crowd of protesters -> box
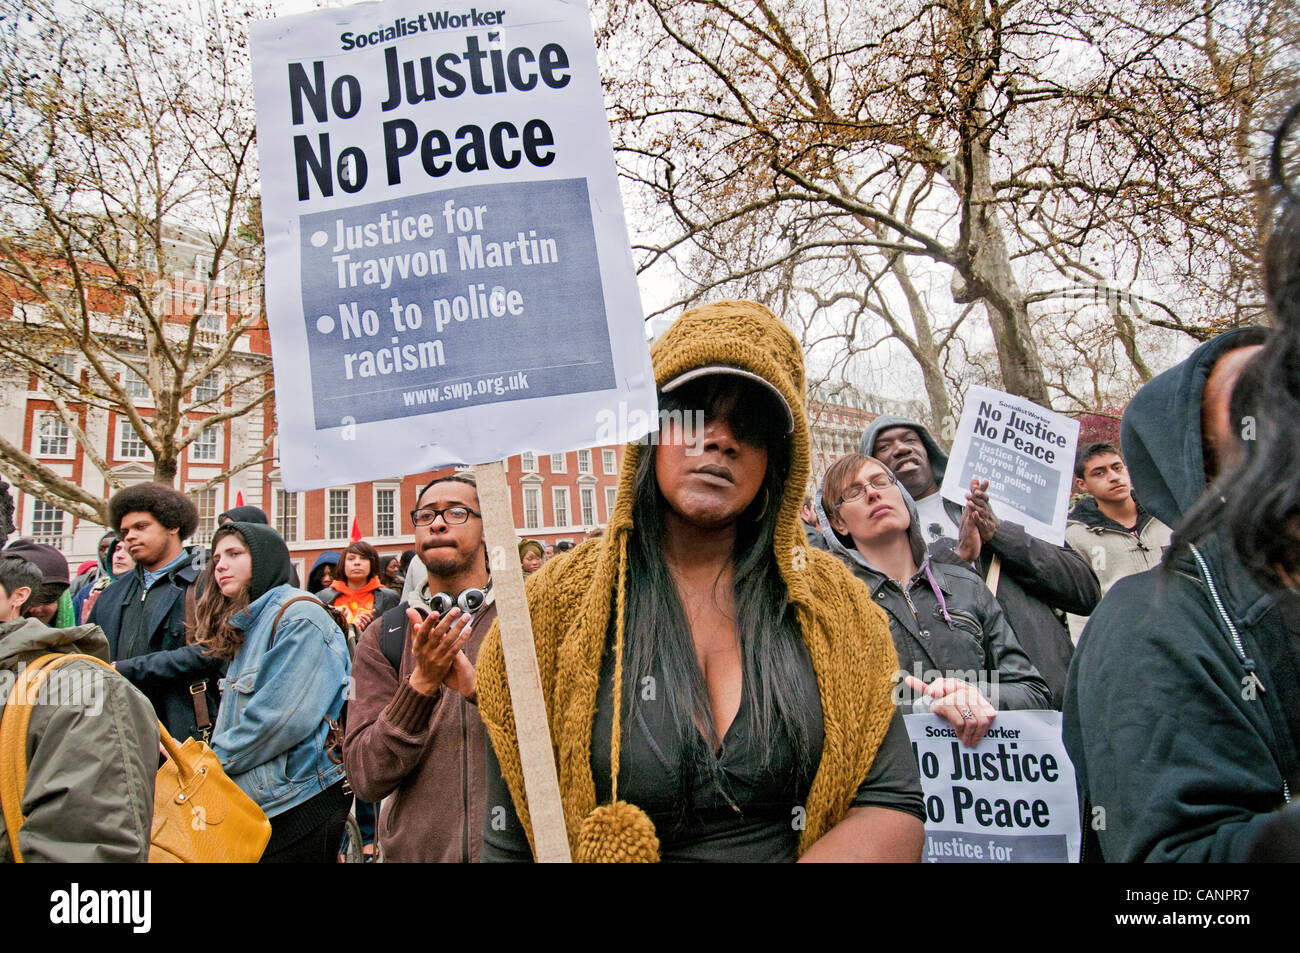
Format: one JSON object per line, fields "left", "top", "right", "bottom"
{"left": 0, "top": 112, "right": 1297, "bottom": 864}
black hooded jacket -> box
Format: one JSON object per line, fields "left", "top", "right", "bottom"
{"left": 223, "top": 521, "right": 294, "bottom": 599}
{"left": 1063, "top": 327, "right": 1300, "bottom": 861}
{"left": 89, "top": 542, "right": 223, "bottom": 741}
{"left": 859, "top": 415, "right": 1100, "bottom": 708}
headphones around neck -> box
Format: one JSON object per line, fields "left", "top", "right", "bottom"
{"left": 428, "top": 580, "right": 491, "bottom": 616}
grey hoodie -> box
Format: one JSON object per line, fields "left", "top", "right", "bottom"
{"left": 859, "top": 415, "right": 953, "bottom": 483}
{"left": 0, "top": 617, "right": 157, "bottom": 862}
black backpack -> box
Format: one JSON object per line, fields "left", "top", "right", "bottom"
{"left": 377, "top": 602, "right": 410, "bottom": 674}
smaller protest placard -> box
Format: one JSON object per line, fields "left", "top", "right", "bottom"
{"left": 939, "top": 385, "right": 1079, "bottom": 546}
{"left": 905, "top": 711, "right": 1080, "bottom": 863}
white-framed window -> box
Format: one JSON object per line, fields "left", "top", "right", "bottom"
{"left": 523, "top": 486, "right": 540, "bottom": 530}
{"left": 194, "top": 372, "right": 220, "bottom": 403}
{"left": 605, "top": 486, "right": 617, "bottom": 520}
{"left": 35, "top": 413, "right": 70, "bottom": 457}
{"left": 117, "top": 419, "right": 149, "bottom": 459}
{"left": 552, "top": 487, "right": 570, "bottom": 528}
{"left": 520, "top": 451, "right": 537, "bottom": 473}
{"left": 580, "top": 487, "right": 596, "bottom": 527}
{"left": 375, "top": 486, "right": 397, "bottom": 538}
{"left": 13, "top": 302, "right": 45, "bottom": 326}
{"left": 197, "top": 313, "right": 221, "bottom": 334}
{"left": 602, "top": 449, "right": 617, "bottom": 474}
{"left": 550, "top": 452, "right": 566, "bottom": 474}
{"left": 122, "top": 366, "right": 149, "bottom": 401}
{"left": 577, "top": 449, "right": 592, "bottom": 475}
{"left": 50, "top": 353, "right": 75, "bottom": 381}
{"left": 328, "top": 488, "right": 351, "bottom": 540}
{"left": 30, "top": 499, "right": 65, "bottom": 548}
{"left": 275, "top": 489, "right": 300, "bottom": 543}
{"left": 190, "top": 423, "right": 221, "bottom": 463}
{"left": 191, "top": 487, "right": 218, "bottom": 542}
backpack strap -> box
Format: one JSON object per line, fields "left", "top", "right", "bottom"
{"left": 267, "top": 595, "right": 345, "bottom": 649}
{"left": 181, "top": 583, "right": 214, "bottom": 741}
{"left": 1, "top": 652, "right": 122, "bottom": 863}
{"left": 261, "top": 595, "right": 350, "bottom": 765}
{"left": 379, "top": 602, "right": 410, "bottom": 674}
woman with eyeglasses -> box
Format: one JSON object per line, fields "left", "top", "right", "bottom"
{"left": 819, "top": 454, "right": 1050, "bottom": 746}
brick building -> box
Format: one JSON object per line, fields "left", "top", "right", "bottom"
{"left": 268, "top": 443, "right": 625, "bottom": 585}
{"left": 3, "top": 231, "right": 899, "bottom": 577}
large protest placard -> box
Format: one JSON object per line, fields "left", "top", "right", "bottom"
{"left": 250, "top": 0, "right": 657, "bottom": 489}
{"left": 905, "top": 712, "right": 1080, "bottom": 863}
{"left": 939, "top": 385, "right": 1079, "bottom": 546}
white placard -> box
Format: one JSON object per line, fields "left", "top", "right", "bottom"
{"left": 905, "top": 711, "right": 1080, "bottom": 863}
{"left": 940, "top": 385, "right": 1079, "bottom": 546}
{"left": 250, "top": 0, "right": 657, "bottom": 490}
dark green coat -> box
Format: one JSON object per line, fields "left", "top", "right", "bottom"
{"left": 0, "top": 618, "right": 158, "bottom": 862}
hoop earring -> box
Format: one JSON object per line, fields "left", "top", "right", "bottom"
{"left": 751, "top": 488, "right": 770, "bottom": 522}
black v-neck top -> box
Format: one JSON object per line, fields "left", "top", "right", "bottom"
{"left": 482, "top": 625, "right": 923, "bottom": 862}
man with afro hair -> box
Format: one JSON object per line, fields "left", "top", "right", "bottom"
{"left": 89, "top": 482, "right": 223, "bottom": 741}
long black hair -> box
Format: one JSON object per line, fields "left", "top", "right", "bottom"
{"left": 1173, "top": 102, "right": 1300, "bottom": 586}
{"left": 621, "top": 375, "right": 812, "bottom": 820}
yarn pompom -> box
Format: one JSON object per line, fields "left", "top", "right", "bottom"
{"left": 575, "top": 800, "right": 660, "bottom": 863}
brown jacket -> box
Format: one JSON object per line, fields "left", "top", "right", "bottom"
{"left": 343, "top": 601, "right": 497, "bottom": 863}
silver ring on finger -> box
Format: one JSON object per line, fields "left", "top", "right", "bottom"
{"left": 961, "top": 708, "right": 974, "bottom": 720}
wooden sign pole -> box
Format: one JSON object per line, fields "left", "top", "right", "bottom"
{"left": 985, "top": 554, "right": 1002, "bottom": 597}
{"left": 473, "top": 460, "right": 572, "bottom": 863}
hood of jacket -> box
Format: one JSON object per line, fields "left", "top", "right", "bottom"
{"left": 330, "top": 576, "right": 382, "bottom": 600}
{"left": 858, "top": 415, "right": 950, "bottom": 485}
{"left": 219, "top": 521, "right": 293, "bottom": 603}
{"left": 309, "top": 551, "right": 340, "bottom": 572}
{"left": 94, "top": 530, "right": 120, "bottom": 578}
{"left": 218, "top": 505, "right": 268, "bottom": 525}
{"left": 1120, "top": 326, "right": 1269, "bottom": 530}
{"left": 1067, "top": 495, "right": 1153, "bottom": 534}
{"left": 476, "top": 299, "right": 900, "bottom": 860}
{"left": 0, "top": 616, "right": 109, "bottom": 668}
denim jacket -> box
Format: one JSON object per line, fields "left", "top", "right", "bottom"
{"left": 210, "top": 585, "right": 350, "bottom": 818}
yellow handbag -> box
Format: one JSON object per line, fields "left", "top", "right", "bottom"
{"left": 0, "top": 652, "right": 272, "bottom": 863}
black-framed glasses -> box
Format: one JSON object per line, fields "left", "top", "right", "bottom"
{"left": 410, "top": 505, "right": 482, "bottom": 527}
{"left": 839, "top": 473, "right": 897, "bottom": 505}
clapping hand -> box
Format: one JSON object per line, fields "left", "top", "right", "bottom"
{"left": 406, "top": 606, "right": 476, "bottom": 699}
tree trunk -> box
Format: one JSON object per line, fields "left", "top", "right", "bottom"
{"left": 952, "top": 128, "right": 1051, "bottom": 406}
{"left": 891, "top": 257, "right": 954, "bottom": 439}
{"left": 1112, "top": 309, "right": 1153, "bottom": 383}
{"left": 153, "top": 454, "right": 178, "bottom": 485}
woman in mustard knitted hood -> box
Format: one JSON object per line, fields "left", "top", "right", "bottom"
{"left": 477, "top": 301, "right": 924, "bottom": 862}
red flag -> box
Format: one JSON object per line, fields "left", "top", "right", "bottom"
{"left": 236, "top": 490, "right": 245, "bottom": 507}
{"left": 350, "top": 517, "right": 362, "bottom": 542}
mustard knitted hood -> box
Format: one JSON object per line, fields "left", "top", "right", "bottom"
{"left": 476, "top": 300, "right": 900, "bottom": 860}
